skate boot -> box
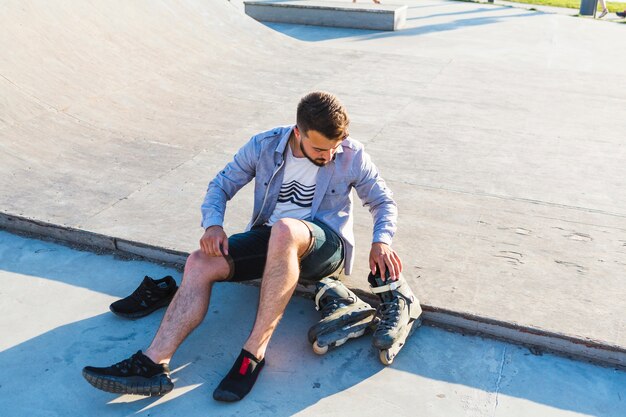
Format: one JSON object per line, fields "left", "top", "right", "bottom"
{"left": 307, "top": 277, "right": 377, "bottom": 355}
{"left": 369, "top": 271, "right": 422, "bottom": 365}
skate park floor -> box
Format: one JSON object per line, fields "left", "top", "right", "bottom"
{"left": 1, "top": 0, "right": 626, "bottom": 400}
{"left": 1, "top": 230, "right": 624, "bottom": 417}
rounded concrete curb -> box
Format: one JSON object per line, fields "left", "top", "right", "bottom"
{"left": 1, "top": 211, "right": 624, "bottom": 370}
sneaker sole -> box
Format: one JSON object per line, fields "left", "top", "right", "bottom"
{"left": 109, "top": 293, "right": 175, "bottom": 319}
{"left": 82, "top": 369, "right": 174, "bottom": 396}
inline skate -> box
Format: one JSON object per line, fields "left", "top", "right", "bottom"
{"left": 369, "top": 271, "right": 422, "bottom": 365}
{"left": 308, "top": 276, "right": 377, "bottom": 355}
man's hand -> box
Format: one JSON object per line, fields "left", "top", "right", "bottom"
{"left": 369, "top": 242, "right": 403, "bottom": 281}
{"left": 200, "top": 226, "right": 229, "bottom": 257}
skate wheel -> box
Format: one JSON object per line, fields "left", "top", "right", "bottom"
{"left": 379, "top": 350, "right": 393, "bottom": 365}
{"left": 313, "top": 340, "right": 329, "bottom": 355}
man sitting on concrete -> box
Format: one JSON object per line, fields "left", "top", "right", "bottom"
{"left": 82, "top": 91, "right": 403, "bottom": 402}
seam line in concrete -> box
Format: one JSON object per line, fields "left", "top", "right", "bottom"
{"left": 492, "top": 346, "right": 506, "bottom": 417}
{"left": 1, "top": 211, "right": 624, "bottom": 370}
{"left": 86, "top": 153, "right": 198, "bottom": 221}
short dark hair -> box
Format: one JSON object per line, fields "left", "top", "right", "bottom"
{"left": 296, "top": 91, "right": 350, "bottom": 140}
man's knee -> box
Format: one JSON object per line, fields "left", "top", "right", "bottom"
{"left": 184, "top": 250, "right": 230, "bottom": 284}
{"left": 270, "top": 218, "right": 311, "bottom": 256}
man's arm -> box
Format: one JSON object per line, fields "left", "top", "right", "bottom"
{"left": 199, "top": 136, "right": 259, "bottom": 256}
{"left": 352, "top": 150, "right": 401, "bottom": 280}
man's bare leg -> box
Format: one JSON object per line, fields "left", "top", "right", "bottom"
{"left": 145, "top": 250, "right": 230, "bottom": 364}
{"left": 83, "top": 249, "right": 230, "bottom": 396}
{"left": 243, "top": 218, "right": 311, "bottom": 360}
{"left": 213, "top": 218, "right": 311, "bottom": 402}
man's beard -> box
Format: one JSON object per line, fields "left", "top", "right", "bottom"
{"left": 300, "top": 140, "right": 329, "bottom": 167}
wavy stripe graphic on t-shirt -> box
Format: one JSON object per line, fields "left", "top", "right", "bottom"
{"left": 277, "top": 180, "right": 315, "bottom": 207}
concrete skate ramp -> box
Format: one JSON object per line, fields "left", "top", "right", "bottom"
{"left": 1, "top": 0, "right": 626, "bottom": 366}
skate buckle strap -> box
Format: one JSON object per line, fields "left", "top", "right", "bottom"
{"left": 370, "top": 280, "right": 402, "bottom": 294}
{"left": 315, "top": 279, "right": 341, "bottom": 311}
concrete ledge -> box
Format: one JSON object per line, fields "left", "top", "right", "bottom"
{"left": 423, "top": 308, "right": 626, "bottom": 370}
{"left": 244, "top": 1, "right": 407, "bottom": 31}
{"left": 1, "top": 211, "right": 624, "bottom": 370}
{"left": 0, "top": 212, "right": 188, "bottom": 268}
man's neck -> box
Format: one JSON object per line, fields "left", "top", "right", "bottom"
{"left": 289, "top": 130, "right": 304, "bottom": 158}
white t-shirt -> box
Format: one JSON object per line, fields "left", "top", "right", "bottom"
{"left": 266, "top": 143, "right": 319, "bottom": 226}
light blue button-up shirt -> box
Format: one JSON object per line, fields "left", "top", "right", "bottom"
{"left": 201, "top": 125, "right": 397, "bottom": 275}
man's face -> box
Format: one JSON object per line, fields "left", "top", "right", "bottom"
{"left": 296, "top": 128, "right": 343, "bottom": 167}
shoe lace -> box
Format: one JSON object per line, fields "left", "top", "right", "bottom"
{"left": 319, "top": 297, "right": 354, "bottom": 319}
{"left": 113, "top": 352, "right": 149, "bottom": 374}
{"left": 376, "top": 298, "right": 401, "bottom": 331}
{"left": 112, "top": 357, "right": 134, "bottom": 373}
{"left": 129, "top": 279, "right": 153, "bottom": 302}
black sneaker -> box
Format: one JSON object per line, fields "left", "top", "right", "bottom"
{"left": 110, "top": 275, "right": 178, "bottom": 318}
{"left": 82, "top": 351, "right": 174, "bottom": 396}
{"left": 213, "top": 349, "right": 265, "bottom": 402}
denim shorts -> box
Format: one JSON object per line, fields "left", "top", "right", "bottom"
{"left": 224, "top": 219, "right": 344, "bottom": 283}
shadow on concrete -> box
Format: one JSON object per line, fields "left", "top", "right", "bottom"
{"left": 360, "top": 11, "right": 534, "bottom": 40}
{"left": 0, "top": 231, "right": 623, "bottom": 416}
{"left": 0, "top": 288, "right": 383, "bottom": 416}
{"left": 263, "top": 9, "right": 534, "bottom": 42}
{"left": 406, "top": 6, "right": 512, "bottom": 21}
{"left": 0, "top": 231, "right": 381, "bottom": 416}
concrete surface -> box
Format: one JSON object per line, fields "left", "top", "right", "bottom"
{"left": 1, "top": 230, "right": 625, "bottom": 417}
{"left": 1, "top": 0, "right": 625, "bottom": 369}
{"left": 488, "top": 0, "right": 626, "bottom": 23}
{"left": 244, "top": 1, "right": 408, "bottom": 31}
